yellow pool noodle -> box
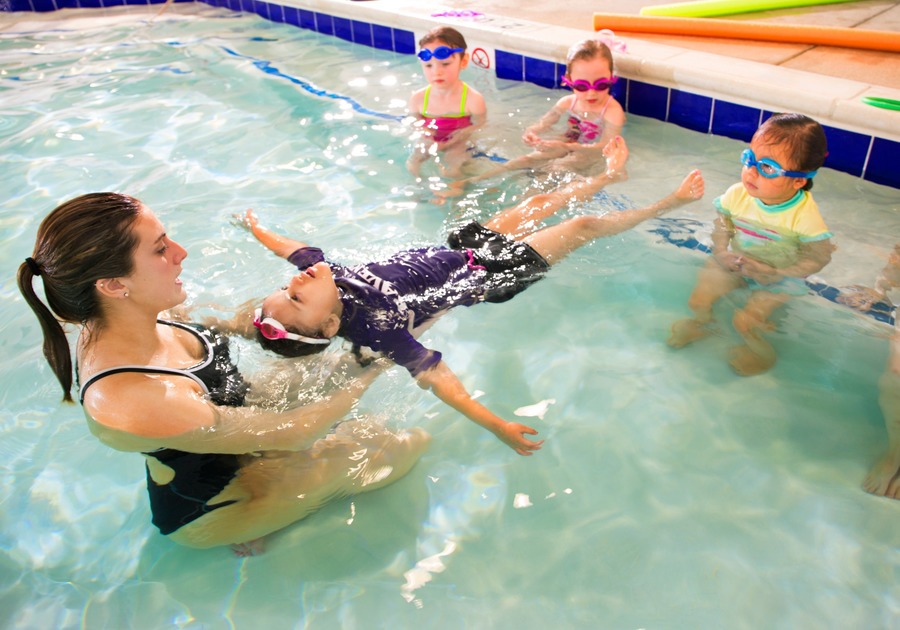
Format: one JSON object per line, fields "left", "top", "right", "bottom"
{"left": 640, "top": 0, "right": 864, "bottom": 19}
{"left": 593, "top": 13, "right": 900, "bottom": 53}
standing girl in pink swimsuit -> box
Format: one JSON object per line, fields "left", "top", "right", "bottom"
{"left": 407, "top": 26, "right": 487, "bottom": 179}
{"left": 442, "top": 39, "right": 626, "bottom": 196}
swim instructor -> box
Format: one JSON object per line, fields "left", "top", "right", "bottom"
{"left": 17, "top": 193, "right": 429, "bottom": 554}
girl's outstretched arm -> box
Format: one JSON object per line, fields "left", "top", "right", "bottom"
{"left": 237, "top": 209, "right": 309, "bottom": 259}
{"left": 416, "top": 361, "right": 543, "bottom": 456}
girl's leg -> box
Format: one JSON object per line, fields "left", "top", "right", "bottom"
{"left": 728, "top": 290, "right": 792, "bottom": 375}
{"left": 864, "top": 322, "right": 900, "bottom": 498}
{"left": 668, "top": 258, "right": 744, "bottom": 348}
{"left": 438, "top": 147, "right": 570, "bottom": 198}
{"left": 438, "top": 143, "right": 471, "bottom": 180}
{"left": 518, "top": 168, "right": 704, "bottom": 263}
{"left": 482, "top": 136, "right": 635, "bottom": 239}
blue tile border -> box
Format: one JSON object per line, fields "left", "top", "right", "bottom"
{"left": 2, "top": 0, "right": 897, "bottom": 190}
{"left": 669, "top": 89, "right": 713, "bottom": 134}
{"left": 867, "top": 137, "right": 900, "bottom": 188}
{"left": 627, "top": 81, "right": 669, "bottom": 122}
{"left": 711, "top": 101, "right": 761, "bottom": 142}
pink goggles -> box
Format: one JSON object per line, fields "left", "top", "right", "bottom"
{"left": 253, "top": 308, "right": 330, "bottom": 345}
{"left": 561, "top": 75, "right": 618, "bottom": 92}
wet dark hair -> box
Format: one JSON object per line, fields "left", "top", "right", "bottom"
{"left": 17, "top": 193, "right": 144, "bottom": 402}
{"left": 754, "top": 113, "right": 828, "bottom": 191}
{"left": 419, "top": 26, "right": 467, "bottom": 51}
{"left": 255, "top": 329, "right": 331, "bottom": 359}
{"left": 565, "top": 39, "right": 615, "bottom": 76}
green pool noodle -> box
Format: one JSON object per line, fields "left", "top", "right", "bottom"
{"left": 640, "top": 0, "right": 864, "bottom": 18}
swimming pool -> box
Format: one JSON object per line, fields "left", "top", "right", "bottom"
{"left": 2, "top": 6, "right": 899, "bottom": 628}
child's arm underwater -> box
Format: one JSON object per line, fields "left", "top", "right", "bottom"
{"left": 523, "top": 95, "right": 626, "bottom": 157}
{"left": 415, "top": 360, "right": 543, "bottom": 456}
{"left": 521, "top": 99, "right": 566, "bottom": 147}
{"left": 737, "top": 239, "right": 834, "bottom": 284}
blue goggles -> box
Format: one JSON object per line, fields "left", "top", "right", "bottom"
{"left": 417, "top": 46, "right": 464, "bottom": 61}
{"left": 740, "top": 149, "right": 817, "bottom": 179}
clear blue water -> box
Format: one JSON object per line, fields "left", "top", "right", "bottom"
{"left": 2, "top": 5, "right": 899, "bottom": 629}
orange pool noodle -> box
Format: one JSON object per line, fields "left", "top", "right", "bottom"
{"left": 592, "top": 13, "right": 900, "bottom": 53}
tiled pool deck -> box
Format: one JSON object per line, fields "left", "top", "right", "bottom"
{"left": 4, "top": 0, "right": 900, "bottom": 189}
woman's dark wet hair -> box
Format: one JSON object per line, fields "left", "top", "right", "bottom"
{"left": 754, "top": 112, "right": 828, "bottom": 191}
{"left": 17, "top": 193, "right": 144, "bottom": 402}
{"left": 419, "top": 26, "right": 467, "bottom": 51}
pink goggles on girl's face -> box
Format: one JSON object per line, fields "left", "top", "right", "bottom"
{"left": 253, "top": 308, "right": 330, "bottom": 345}
{"left": 561, "top": 75, "right": 618, "bottom": 92}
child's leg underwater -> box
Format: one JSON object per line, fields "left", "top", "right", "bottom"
{"left": 668, "top": 259, "right": 744, "bottom": 348}
{"left": 728, "top": 290, "right": 792, "bottom": 376}
{"left": 864, "top": 324, "right": 900, "bottom": 498}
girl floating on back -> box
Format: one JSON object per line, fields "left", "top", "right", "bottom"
{"left": 228, "top": 137, "right": 704, "bottom": 455}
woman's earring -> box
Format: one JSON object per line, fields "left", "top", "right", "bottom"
{"left": 124, "top": 292, "right": 129, "bottom": 298}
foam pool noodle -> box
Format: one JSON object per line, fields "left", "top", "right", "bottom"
{"left": 639, "top": 0, "right": 864, "bottom": 19}
{"left": 592, "top": 13, "right": 900, "bottom": 53}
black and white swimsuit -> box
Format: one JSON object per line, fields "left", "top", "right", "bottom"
{"left": 79, "top": 320, "right": 249, "bottom": 536}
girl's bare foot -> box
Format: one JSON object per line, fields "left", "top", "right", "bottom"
{"left": 863, "top": 451, "right": 900, "bottom": 498}
{"left": 602, "top": 136, "right": 629, "bottom": 180}
{"left": 728, "top": 344, "right": 775, "bottom": 376}
{"left": 667, "top": 318, "right": 711, "bottom": 348}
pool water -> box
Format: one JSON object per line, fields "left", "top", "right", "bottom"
{"left": 2, "top": 5, "right": 899, "bottom": 628}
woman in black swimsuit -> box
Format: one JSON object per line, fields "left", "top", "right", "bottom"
{"left": 18, "top": 193, "right": 429, "bottom": 554}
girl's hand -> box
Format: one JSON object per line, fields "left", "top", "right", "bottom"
{"left": 494, "top": 421, "right": 543, "bottom": 456}
{"left": 233, "top": 208, "right": 259, "bottom": 232}
{"left": 738, "top": 257, "right": 781, "bottom": 284}
{"left": 522, "top": 129, "right": 542, "bottom": 146}
{"left": 713, "top": 250, "right": 744, "bottom": 272}
{"left": 837, "top": 286, "right": 885, "bottom": 312}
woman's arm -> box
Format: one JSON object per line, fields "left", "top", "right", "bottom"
{"left": 196, "top": 299, "right": 258, "bottom": 337}
{"left": 415, "top": 361, "right": 543, "bottom": 456}
{"left": 83, "top": 363, "right": 383, "bottom": 454}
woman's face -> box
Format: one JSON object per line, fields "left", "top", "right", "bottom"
{"left": 120, "top": 207, "right": 188, "bottom": 311}
{"left": 261, "top": 261, "right": 340, "bottom": 337}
